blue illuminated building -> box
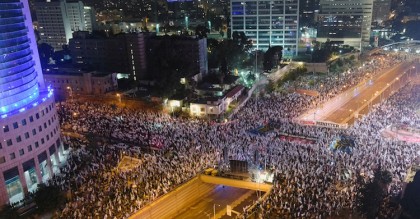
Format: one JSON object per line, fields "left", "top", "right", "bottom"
{"left": 0, "top": 0, "right": 66, "bottom": 206}
{"left": 0, "top": 7, "right": 40, "bottom": 115}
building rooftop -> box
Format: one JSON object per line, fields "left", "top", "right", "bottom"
{"left": 225, "top": 85, "right": 245, "bottom": 98}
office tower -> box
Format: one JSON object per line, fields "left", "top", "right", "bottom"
{"left": 0, "top": 0, "right": 64, "bottom": 205}
{"left": 372, "top": 0, "right": 391, "bottom": 24}
{"left": 317, "top": 0, "right": 373, "bottom": 49}
{"left": 300, "top": 0, "right": 320, "bottom": 27}
{"left": 230, "top": 0, "right": 300, "bottom": 56}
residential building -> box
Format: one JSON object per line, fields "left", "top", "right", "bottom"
{"left": 66, "top": 1, "right": 96, "bottom": 32}
{"left": 68, "top": 31, "right": 130, "bottom": 73}
{"left": 317, "top": 0, "right": 374, "bottom": 49}
{"left": 34, "top": 0, "right": 96, "bottom": 51}
{"left": 34, "top": 0, "right": 72, "bottom": 51}
{"left": 0, "top": 0, "right": 65, "bottom": 205}
{"left": 230, "top": 0, "right": 300, "bottom": 56}
{"left": 189, "top": 85, "right": 245, "bottom": 116}
{"left": 190, "top": 97, "right": 227, "bottom": 116}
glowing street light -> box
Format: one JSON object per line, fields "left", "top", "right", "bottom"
{"left": 116, "top": 93, "right": 121, "bottom": 103}
{"left": 66, "top": 86, "right": 73, "bottom": 102}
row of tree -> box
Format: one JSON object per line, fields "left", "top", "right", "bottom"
{"left": 0, "top": 184, "right": 65, "bottom": 218}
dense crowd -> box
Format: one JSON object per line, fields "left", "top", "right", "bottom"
{"left": 52, "top": 54, "right": 419, "bottom": 219}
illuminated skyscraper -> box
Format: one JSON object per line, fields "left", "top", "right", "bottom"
{"left": 230, "top": 0, "right": 299, "bottom": 56}
{"left": 0, "top": 0, "right": 64, "bottom": 205}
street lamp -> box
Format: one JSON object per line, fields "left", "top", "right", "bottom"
{"left": 213, "top": 203, "right": 221, "bottom": 219}
{"left": 116, "top": 93, "right": 121, "bottom": 103}
{"left": 66, "top": 86, "right": 73, "bottom": 102}
{"left": 185, "top": 16, "right": 189, "bottom": 30}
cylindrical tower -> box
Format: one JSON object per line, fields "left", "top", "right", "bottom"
{"left": 0, "top": 0, "right": 65, "bottom": 206}
{"left": 0, "top": 0, "right": 41, "bottom": 115}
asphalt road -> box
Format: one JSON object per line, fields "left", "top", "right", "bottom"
{"left": 173, "top": 185, "right": 258, "bottom": 219}
{"left": 324, "top": 61, "right": 416, "bottom": 124}
{"left": 300, "top": 61, "right": 417, "bottom": 125}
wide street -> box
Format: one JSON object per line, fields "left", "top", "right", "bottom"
{"left": 299, "top": 60, "right": 418, "bottom": 125}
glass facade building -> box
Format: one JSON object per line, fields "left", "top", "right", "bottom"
{"left": 0, "top": 0, "right": 65, "bottom": 206}
{"left": 230, "top": 0, "right": 299, "bottom": 56}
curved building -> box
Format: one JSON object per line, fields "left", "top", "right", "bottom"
{"left": 0, "top": 0, "right": 65, "bottom": 205}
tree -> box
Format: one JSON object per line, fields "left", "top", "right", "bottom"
{"left": 356, "top": 169, "right": 393, "bottom": 219}
{"left": 401, "top": 171, "right": 420, "bottom": 219}
{"left": 0, "top": 204, "right": 19, "bottom": 219}
{"left": 208, "top": 31, "right": 253, "bottom": 75}
{"left": 195, "top": 25, "right": 210, "bottom": 39}
{"left": 147, "top": 36, "right": 191, "bottom": 97}
{"left": 263, "top": 46, "right": 283, "bottom": 71}
{"left": 34, "top": 184, "right": 65, "bottom": 213}
{"left": 207, "top": 38, "right": 221, "bottom": 68}
{"left": 37, "top": 43, "right": 54, "bottom": 68}
{"left": 405, "top": 21, "right": 420, "bottom": 40}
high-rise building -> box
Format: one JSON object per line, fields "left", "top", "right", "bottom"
{"left": 230, "top": 0, "right": 299, "bottom": 56}
{"left": 0, "top": 0, "right": 65, "bottom": 205}
{"left": 372, "top": 0, "right": 391, "bottom": 24}
{"left": 34, "top": 0, "right": 96, "bottom": 51}
{"left": 35, "top": 0, "right": 72, "bottom": 51}
{"left": 125, "top": 33, "right": 150, "bottom": 81}
{"left": 66, "top": 1, "right": 96, "bottom": 32}
{"left": 317, "top": 0, "right": 373, "bottom": 49}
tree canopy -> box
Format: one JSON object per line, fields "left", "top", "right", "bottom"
{"left": 263, "top": 46, "right": 283, "bottom": 71}
{"left": 207, "top": 31, "right": 253, "bottom": 74}
{"left": 356, "top": 168, "right": 392, "bottom": 219}
{"left": 401, "top": 171, "right": 420, "bottom": 219}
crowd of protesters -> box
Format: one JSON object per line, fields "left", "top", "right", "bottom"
{"left": 50, "top": 54, "right": 420, "bottom": 219}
